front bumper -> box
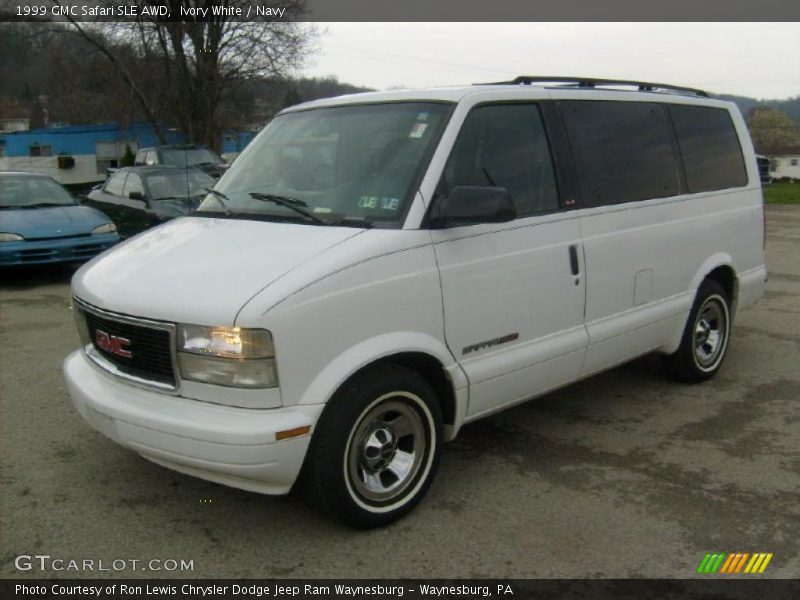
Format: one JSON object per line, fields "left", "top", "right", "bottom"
{"left": 0, "top": 233, "right": 119, "bottom": 266}
{"left": 63, "top": 350, "right": 323, "bottom": 495}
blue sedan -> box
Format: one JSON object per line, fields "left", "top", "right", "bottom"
{"left": 0, "top": 172, "right": 120, "bottom": 267}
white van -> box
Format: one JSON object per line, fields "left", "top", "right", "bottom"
{"left": 64, "top": 77, "right": 767, "bottom": 528}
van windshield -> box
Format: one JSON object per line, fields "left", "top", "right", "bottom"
{"left": 196, "top": 102, "right": 452, "bottom": 227}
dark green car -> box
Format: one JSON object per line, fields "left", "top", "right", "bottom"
{"left": 85, "top": 166, "right": 215, "bottom": 238}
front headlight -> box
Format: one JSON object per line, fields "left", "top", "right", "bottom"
{"left": 177, "top": 325, "right": 278, "bottom": 388}
{"left": 0, "top": 233, "right": 24, "bottom": 242}
{"left": 92, "top": 223, "right": 117, "bottom": 234}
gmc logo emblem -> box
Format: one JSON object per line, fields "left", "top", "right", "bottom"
{"left": 95, "top": 329, "right": 132, "bottom": 358}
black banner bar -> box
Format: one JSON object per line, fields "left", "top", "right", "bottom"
{"left": 3, "top": 580, "right": 800, "bottom": 600}
{"left": 1, "top": 0, "right": 800, "bottom": 22}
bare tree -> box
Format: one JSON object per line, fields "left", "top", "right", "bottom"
{"left": 0, "top": 22, "right": 143, "bottom": 126}
{"left": 55, "top": 1, "right": 315, "bottom": 149}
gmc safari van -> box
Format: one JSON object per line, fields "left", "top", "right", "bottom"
{"left": 64, "top": 77, "right": 767, "bottom": 528}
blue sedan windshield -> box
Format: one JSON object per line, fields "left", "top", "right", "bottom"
{"left": 0, "top": 175, "right": 76, "bottom": 208}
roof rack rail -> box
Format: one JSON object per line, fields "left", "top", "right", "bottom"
{"left": 478, "top": 76, "right": 709, "bottom": 98}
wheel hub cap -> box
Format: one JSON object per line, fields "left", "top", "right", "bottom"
{"left": 362, "top": 427, "right": 398, "bottom": 472}
{"left": 347, "top": 398, "right": 428, "bottom": 504}
{"left": 693, "top": 298, "right": 727, "bottom": 368}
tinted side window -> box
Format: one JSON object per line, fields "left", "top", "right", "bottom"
{"left": 669, "top": 105, "right": 747, "bottom": 192}
{"left": 104, "top": 172, "right": 127, "bottom": 196}
{"left": 441, "top": 103, "right": 559, "bottom": 216}
{"left": 561, "top": 101, "right": 680, "bottom": 207}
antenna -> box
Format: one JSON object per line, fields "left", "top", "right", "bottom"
{"left": 184, "top": 145, "right": 190, "bottom": 203}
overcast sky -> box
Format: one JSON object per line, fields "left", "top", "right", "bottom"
{"left": 303, "top": 23, "right": 800, "bottom": 100}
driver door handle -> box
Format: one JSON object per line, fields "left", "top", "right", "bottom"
{"left": 569, "top": 244, "right": 580, "bottom": 276}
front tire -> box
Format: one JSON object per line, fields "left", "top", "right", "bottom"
{"left": 301, "top": 364, "right": 443, "bottom": 528}
{"left": 662, "top": 279, "right": 731, "bottom": 383}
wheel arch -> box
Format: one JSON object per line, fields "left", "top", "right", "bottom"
{"left": 370, "top": 352, "right": 458, "bottom": 435}
{"left": 661, "top": 263, "right": 736, "bottom": 383}
{"left": 661, "top": 255, "right": 739, "bottom": 355}
{"left": 705, "top": 265, "right": 738, "bottom": 316}
{"left": 688, "top": 254, "right": 738, "bottom": 306}
{"left": 297, "top": 333, "right": 468, "bottom": 441}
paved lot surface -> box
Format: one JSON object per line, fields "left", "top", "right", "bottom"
{"left": 1, "top": 206, "right": 798, "bottom": 579}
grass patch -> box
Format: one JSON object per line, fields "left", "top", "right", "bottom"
{"left": 764, "top": 182, "right": 800, "bottom": 205}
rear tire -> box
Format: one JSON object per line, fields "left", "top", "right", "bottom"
{"left": 301, "top": 364, "right": 443, "bottom": 529}
{"left": 662, "top": 279, "right": 731, "bottom": 383}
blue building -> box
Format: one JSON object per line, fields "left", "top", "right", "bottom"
{"left": 0, "top": 122, "right": 256, "bottom": 186}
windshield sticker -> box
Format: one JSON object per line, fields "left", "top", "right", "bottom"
{"left": 417, "top": 112, "right": 429, "bottom": 121}
{"left": 380, "top": 197, "right": 400, "bottom": 210}
{"left": 409, "top": 123, "right": 428, "bottom": 138}
{"left": 358, "top": 196, "right": 379, "bottom": 209}
{"left": 313, "top": 207, "right": 332, "bottom": 214}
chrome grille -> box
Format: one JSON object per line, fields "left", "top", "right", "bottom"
{"left": 74, "top": 299, "right": 177, "bottom": 390}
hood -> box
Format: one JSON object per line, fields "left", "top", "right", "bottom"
{"left": 0, "top": 205, "right": 111, "bottom": 239}
{"left": 72, "top": 216, "right": 364, "bottom": 325}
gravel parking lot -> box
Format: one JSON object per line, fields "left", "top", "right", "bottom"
{"left": 2, "top": 205, "right": 798, "bottom": 579}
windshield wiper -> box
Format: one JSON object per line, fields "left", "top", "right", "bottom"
{"left": 249, "top": 192, "right": 326, "bottom": 225}
{"left": 203, "top": 188, "right": 231, "bottom": 215}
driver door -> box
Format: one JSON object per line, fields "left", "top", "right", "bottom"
{"left": 430, "top": 102, "right": 588, "bottom": 418}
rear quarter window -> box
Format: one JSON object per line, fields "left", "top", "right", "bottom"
{"left": 104, "top": 172, "right": 127, "bottom": 196}
{"left": 669, "top": 105, "right": 748, "bottom": 192}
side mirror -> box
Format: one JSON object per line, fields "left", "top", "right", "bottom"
{"left": 129, "top": 191, "right": 145, "bottom": 201}
{"left": 429, "top": 186, "right": 516, "bottom": 228}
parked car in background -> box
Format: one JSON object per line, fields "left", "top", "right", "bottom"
{"left": 135, "top": 144, "right": 228, "bottom": 178}
{"left": 755, "top": 155, "right": 771, "bottom": 185}
{"left": 84, "top": 166, "right": 215, "bottom": 238}
{"left": 0, "top": 172, "right": 118, "bottom": 267}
